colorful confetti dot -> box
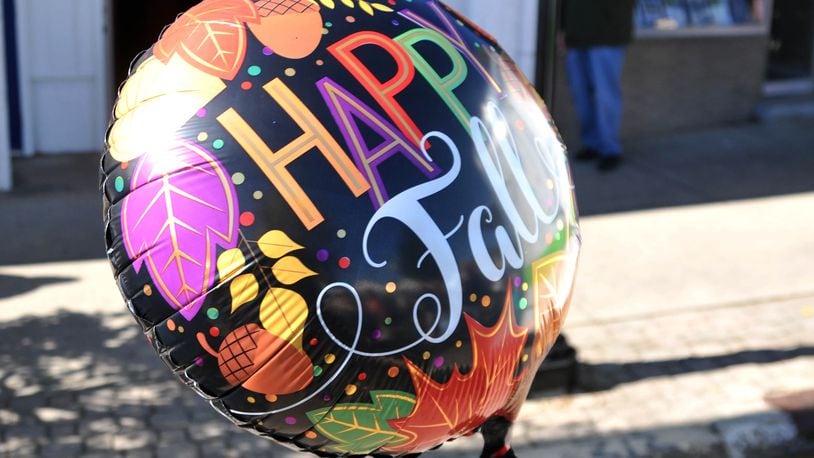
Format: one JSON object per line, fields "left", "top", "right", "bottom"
{"left": 143, "top": 285, "right": 153, "bottom": 296}
{"left": 209, "top": 327, "right": 220, "bottom": 338}
{"left": 481, "top": 296, "right": 492, "bottom": 307}
{"left": 178, "top": 326, "right": 185, "bottom": 334}
{"left": 247, "top": 396, "right": 256, "bottom": 404}
{"left": 547, "top": 179, "right": 556, "bottom": 190}
{"left": 305, "top": 431, "right": 317, "bottom": 440}
{"left": 266, "top": 394, "right": 278, "bottom": 403}
{"left": 545, "top": 233, "right": 554, "bottom": 244}
{"left": 114, "top": 176, "right": 125, "bottom": 192}
{"left": 232, "top": 173, "right": 245, "bottom": 185}
{"left": 324, "top": 354, "right": 336, "bottom": 364}
{"left": 346, "top": 15, "right": 356, "bottom": 23}
{"left": 313, "top": 366, "right": 323, "bottom": 377}
{"left": 285, "top": 416, "right": 297, "bottom": 425}
{"left": 316, "top": 59, "right": 324, "bottom": 66}
{"left": 322, "top": 27, "right": 329, "bottom": 35}
{"left": 241, "top": 81, "right": 253, "bottom": 90}
{"left": 518, "top": 298, "right": 528, "bottom": 310}
{"left": 385, "top": 282, "right": 397, "bottom": 293}
{"left": 207, "top": 308, "right": 219, "bottom": 320}
{"left": 121, "top": 162, "right": 129, "bottom": 170}
{"left": 557, "top": 219, "right": 565, "bottom": 231}
{"left": 392, "top": 19, "right": 400, "bottom": 26}
{"left": 323, "top": 394, "right": 332, "bottom": 402}
{"left": 337, "top": 229, "right": 347, "bottom": 239}
{"left": 316, "top": 249, "right": 330, "bottom": 262}
{"left": 248, "top": 65, "right": 262, "bottom": 76}
{"left": 434, "top": 356, "right": 444, "bottom": 368}
{"left": 338, "top": 257, "right": 351, "bottom": 269}
{"left": 469, "top": 293, "right": 478, "bottom": 303}
{"left": 455, "top": 340, "right": 463, "bottom": 348}
{"left": 240, "top": 212, "right": 256, "bottom": 227}
{"left": 197, "top": 132, "right": 208, "bottom": 142}
{"left": 514, "top": 276, "right": 522, "bottom": 287}
{"left": 285, "top": 68, "right": 296, "bottom": 77}
{"left": 196, "top": 108, "right": 208, "bottom": 118}
{"left": 522, "top": 354, "right": 529, "bottom": 362}
{"left": 422, "top": 351, "right": 431, "bottom": 360}
{"left": 522, "top": 283, "right": 529, "bottom": 292}
{"left": 262, "top": 46, "right": 273, "bottom": 55}
{"left": 167, "top": 319, "right": 176, "bottom": 331}
{"left": 388, "top": 366, "right": 400, "bottom": 378}
{"left": 357, "top": 373, "right": 367, "bottom": 381}
{"left": 194, "top": 356, "right": 204, "bottom": 366}
{"left": 325, "top": 21, "right": 333, "bottom": 27}
{"left": 515, "top": 120, "right": 526, "bottom": 131}
{"left": 212, "top": 139, "right": 225, "bottom": 150}
{"left": 372, "top": 329, "right": 383, "bottom": 340}
{"left": 253, "top": 191, "right": 264, "bottom": 200}
{"left": 384, "top": 317, "right": 393, "bottom": 326}
{"left": 345, "top": 384, "right": 358, "bottom": 396}
{"left": 555, "top": 233, "right": 562, "bottom": 241}
{"left": 310, "top": 338, "right": 318, "bottom": 346}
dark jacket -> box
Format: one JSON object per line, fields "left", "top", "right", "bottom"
{"left": 562, "top": 0, "right": 636, "bottom": 48}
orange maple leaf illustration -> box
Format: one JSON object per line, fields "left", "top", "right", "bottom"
{"left": 154, "top": 0, "right": 260, "bottom": 80}
{"left": 385, "top": 287, "right": 529, "bottom": 454}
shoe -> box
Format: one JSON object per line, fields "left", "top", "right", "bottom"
{"left": 597, "top": 155, "right": 622, "bottom": 172}
{"left": 573, "top": 148, "right": 600, "bottom": 161}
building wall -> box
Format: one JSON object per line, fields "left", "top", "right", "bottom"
{"left": 552, "top": 33, "right": 771, "bottom": 150}
{"left": 443, "top": 0, "right": 540, "bottom": 81}
{"left": 0, "top": 4, "right": 11, "bottom": 190}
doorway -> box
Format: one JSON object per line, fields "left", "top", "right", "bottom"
{"left": 765, "top": 0, "right": 814, "bottom": 94}
{"left": 111, "top": 0, "right": 199, "bottom": 88}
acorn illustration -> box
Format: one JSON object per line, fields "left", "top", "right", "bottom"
{"left": 197, "top": 324, "right": 314, "bottom": 395}
{"left": 249, "top": 0, "right": 324, "bottom": 59}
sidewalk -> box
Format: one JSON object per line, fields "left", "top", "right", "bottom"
{"left": 1, "top": 118, "right": 814, "bottom": 457}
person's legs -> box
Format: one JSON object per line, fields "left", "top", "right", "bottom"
{"left": 585, "top": 46, "right": 626, "bottom": 157}
{"left": 566, "top": 49, "right": 601, "bottom": 154}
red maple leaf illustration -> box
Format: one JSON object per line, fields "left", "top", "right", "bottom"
{"left": 154, "top": 0, "right": 260, "bottom": 80}
{"left": 385, "top": 288, "right": 529, "bottom": 454}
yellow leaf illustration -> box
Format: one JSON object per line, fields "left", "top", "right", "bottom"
{"left": 371, "top": 2, "right": 393, "bottom": 12}
{"left": 320, "top": 0, "right": 336, "bottom": 8}
{"left": 341, "top": 0, "right": 354, "bottom": 7}
{"left": 230, "top": 273, "right": 259, "bottom": 313}
{"left": 258, "top": 230, "right": 304, "bottom": 259}
{"left": 217, "top": 248, "right": 246, "bottom": 282}
{"left": 109, "top": 55, "right": 225, "bottom": 162}
{"left": 260, "top": 288, "right": 308, "bottom": 349}
{"left": 271, "top": 256, "right": 317, "bottom": 285}
{"left": 359, "top": 0, "right": 374, "bottom": 15}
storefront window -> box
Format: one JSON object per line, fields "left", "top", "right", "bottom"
{"left": 636, "top": 0, "right": 766, "bottom": 30}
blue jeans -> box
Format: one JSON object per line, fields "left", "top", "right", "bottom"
{"left": 566, "top": 47, "right": 626, "bottom": 156}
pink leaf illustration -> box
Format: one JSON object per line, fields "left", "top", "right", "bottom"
{"left": 122, "top": 140, "right": 239, "bottom": 321}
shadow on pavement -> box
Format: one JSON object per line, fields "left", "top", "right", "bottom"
{"left": 576, "top": 347, "right": 814, "bottom": 393}
{"left": 570, "top": 118, "right": 814, "bottom": 216}
{"left": 0, "top": 275, "right": 76, "bottom": 300}
{"left": 0, "top": 311, "right": 289, "bottom": 457}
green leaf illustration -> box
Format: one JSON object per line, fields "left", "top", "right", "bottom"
{"left": 307, "top": 391, "right": 416, "bottom": 454}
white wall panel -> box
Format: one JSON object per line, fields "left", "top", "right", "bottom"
{"left": 442, "top": 0, "right": 540, "bottom": 80}
{"left": 15, "top": 0, "right": 109, "bottom": 154}
{"left": 0, "top": 6, "right": 12, "bottom": 190}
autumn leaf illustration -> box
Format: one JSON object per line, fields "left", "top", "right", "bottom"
{"left": 530, "top": 252, "right": 577, "bottom": 362}
{"left": 385, "top": 288, "right": 529, "bottom": 454}
{"left": 307, "top": 391, "right": 416, "bottom": 454}
{"left": 121, "top": 141, "right": 239, "bottom": 321}
{"left": 258, "top": 230, "right": 304, "bottom": 259}
{"left": 154, "top": 0, "right": 260, "bottom": 80}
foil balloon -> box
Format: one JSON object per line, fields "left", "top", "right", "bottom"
{"left": 101, "top": 0, "right": 580, "bottom": 455}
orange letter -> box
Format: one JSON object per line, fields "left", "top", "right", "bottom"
{"left": 217, "top": 78, "right": 370, "bottom": 230}
{"left": 328, "top": 31, "right": 423, "bottom": 147}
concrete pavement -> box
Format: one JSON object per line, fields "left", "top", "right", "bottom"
{"left": 1, "top": 118, "right": 814, "bottom": 456}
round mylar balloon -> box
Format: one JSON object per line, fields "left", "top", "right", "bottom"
{"left": 101, "top": 0, "right": 580, "bottom": 455}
